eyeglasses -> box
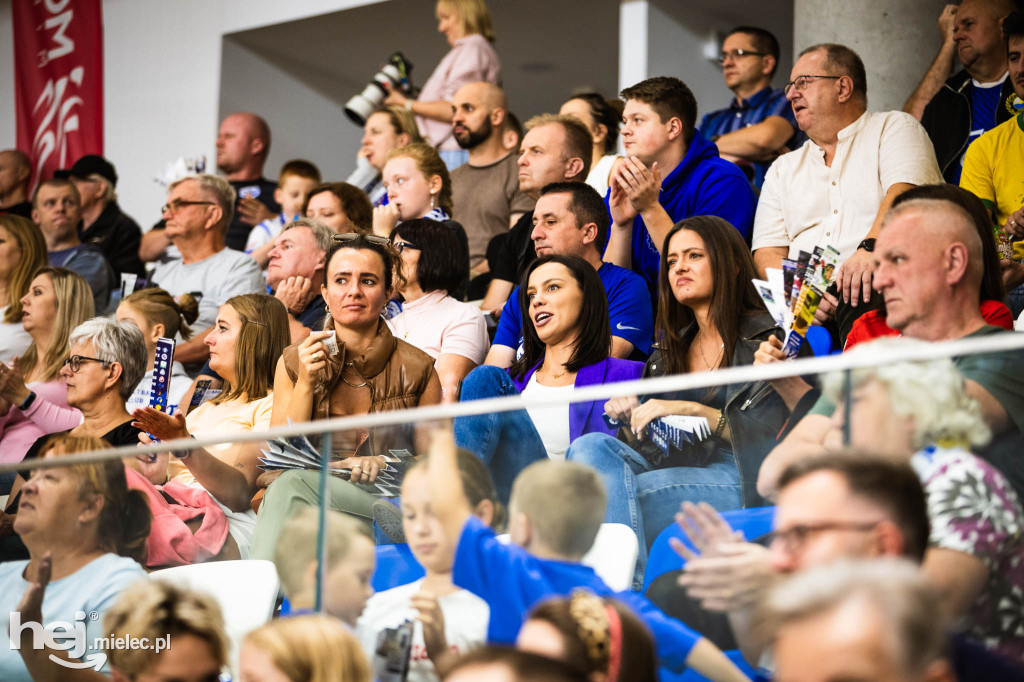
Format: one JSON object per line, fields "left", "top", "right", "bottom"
{"left": 63, "top": 355, "right": 111, "bottom": 373}
{"left": 394, "top": 241, "right": 421, "bottom": 253}
{"left": 717, "top": 48, "right": 766, "bottom": 65}
{"left": 767, "top": 521, "right": 880, "bottom": 553}
{"left": 331, "top": 233, "right": 391, "bottom": 246}
{"left": 161, "top": 199, "right": 215, "bottom": 214}
{"left": 783, "top": 75, "right": 842, "bottom": 95}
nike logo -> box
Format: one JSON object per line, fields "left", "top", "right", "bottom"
{"left": 616, "top": 322, "right": 640, "bottom": 331}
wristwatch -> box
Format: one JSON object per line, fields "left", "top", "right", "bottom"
{"left": 857, "top": 238, "right": 876, "bottom": 252}
{"left": 19, "top": 391, "right": 37, "bottom": 411}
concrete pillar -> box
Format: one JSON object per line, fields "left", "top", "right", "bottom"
{"left": 794, "top": 0, "right": 949, "bottom": 113}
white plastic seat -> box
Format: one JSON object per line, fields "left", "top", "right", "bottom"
{"left": 150, "top": 559, "right": 279, "bottom": 674}
{"left": 497, "top": 522, "right": 640, "bottom": 592}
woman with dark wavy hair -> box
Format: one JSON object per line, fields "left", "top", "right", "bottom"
{"left": 567, "top": 216, "right": 811, "bottom": 584}
{"left": 455, "top": 255, "right": 643, "bottom": 503}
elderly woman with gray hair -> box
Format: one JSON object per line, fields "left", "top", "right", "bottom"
{"left": 1, "top": 318, "right": 148, "bottom": 560}
{"left": 821, "top": 337, "right": 1024, "bottom": 663}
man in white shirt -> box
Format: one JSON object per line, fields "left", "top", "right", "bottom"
{"left": 151, "top": 174, "right": 265, "bottom": 372}
{"left": 752, "top": 43, "right": 941, "bottom": 334}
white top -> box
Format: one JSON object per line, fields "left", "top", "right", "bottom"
{"left": 522, "top": 373, "right": 575, "bottom": 460}
{"left": 387, "top": 290, "right": 489, "bottom": 364}
{"left": 245, "top": 213, "right": 292, "bottom": 253}
{"left": 752, "top": 110, "right": 942, "bottom": 265}
{"left": 0, "top": 553, "right": 147, "bottom": 681}
{"left": 125, "top": 361, "right": 193, "bottom": 414}
{"left": 357, "top": 579, "right": 489, "bottom": 682}
{"left": 0, "top": 306, "right": 32, "bottom": 364}
{"left": 150, "top": 248, "right": 266, "bottom": 334}
{"left": 586, "top": 154, "right": 618, "bottom": 199}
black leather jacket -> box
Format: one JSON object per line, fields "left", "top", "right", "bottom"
{"left": 639, "top": 312, "right": 811, "bottom": 508}
{"left": 921, "top": 69, "right": 1016, "bottom": 183}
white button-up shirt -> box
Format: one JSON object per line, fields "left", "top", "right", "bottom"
{"left": 752, "top": 110, "right": 942, "bottom": 264}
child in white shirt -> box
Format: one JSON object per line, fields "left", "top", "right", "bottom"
{"left": 246, "top": 160, "right": 321, "bottom": 267}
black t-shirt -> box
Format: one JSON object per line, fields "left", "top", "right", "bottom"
{"left": 226, "top": 178, "right": 280, "bottom": 252}
{"left": 0, "top": 200, "right": 32, "bottom": 219}
{"left": 297, "top": 294, "right": 328, "bottom": 330}
{"left": 487, "top": 210, "right": 535, "bottom": 287}
{"left": 10, "top": 421, "right": 144, "bottom": 513}
{"left": 80, "top": 202, "right": 145, "bottom": 277}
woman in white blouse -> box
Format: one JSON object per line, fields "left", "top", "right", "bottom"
{"left": 388, "top": 218, "right": 488, "bottom": 400}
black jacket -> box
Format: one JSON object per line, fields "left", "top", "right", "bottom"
{"left": 921, "top": 69, "right": 1016, "bottom": 183}
{"left": 79, "top": 201, "right": 145, "bottom": 277}
{"left": 638, "top": 312, "right": 814, "bottom": 508}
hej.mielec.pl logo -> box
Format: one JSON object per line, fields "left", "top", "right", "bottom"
{"left": 9, "top": 609, "right": 170, "bottom": 670}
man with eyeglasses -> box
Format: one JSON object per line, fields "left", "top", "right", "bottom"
{"left": 651, "top": 455, "right": 1021, "bottom": 678}
{"left": 699, "top": 27, "right": 801, "bottom": 190}
{"left": 149, "top": 174, "right": 266, "bottom": 374}
{"left": 752, "top": 43, "right": 941, "bottom": 346}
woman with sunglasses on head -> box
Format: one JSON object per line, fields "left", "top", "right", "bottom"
{"left": 0, "top": 215, "right": 48, "bottom": 364}
{"left": 389, "top": 218, "right": 487, "bottom": 400}
{"left": 0, "top": 266, "right": 93, "bottom": 466}
{"left": 249, "top": 233, "right": 442, "bottom": 560}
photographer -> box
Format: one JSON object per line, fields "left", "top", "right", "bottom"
{"left": 384, "top": 0, "right": 501, "bottom": 170}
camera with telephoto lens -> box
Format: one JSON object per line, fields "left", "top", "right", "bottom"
{"left": 344, "top": 52, "right": 416, "bottom": 125}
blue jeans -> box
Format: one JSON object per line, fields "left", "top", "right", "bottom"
{"left": 454, "top": 366, "right": 547, "bottom": 505}
{"left": 566, "top": 432, "right": 742, "bottom": 589}
{"left": 1007, "top": 283, "right": 1024, "bottom": 320}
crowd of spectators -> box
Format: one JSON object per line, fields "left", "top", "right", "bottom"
{"left": 2, "top": 0, "right": 1024, "bottom": 680}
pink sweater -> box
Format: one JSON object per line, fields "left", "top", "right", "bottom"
{"left": 0, "top": 379, "right": 83, "bottom": 464}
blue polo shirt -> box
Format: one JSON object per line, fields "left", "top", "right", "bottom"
{"left": 492, "top": 261, "right": 653, "bottom": 359}
{"left": 453, "top": 516, "right": 700, "bottom": 672}
{"left": 610, "top": 134, "right": 756, "bottom": 307}
{"left": 699, "top": 86, "right": 802, "bottom": 189}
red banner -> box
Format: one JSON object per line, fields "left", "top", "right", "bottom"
{"left": 13, "top": 0, "right": 104, "bottom": 195}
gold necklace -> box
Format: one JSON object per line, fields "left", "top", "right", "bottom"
{"left": 696, "top": 330, "right": 724, "bottom": 369}
{"left": 543, "top": 362, "right": 567, "bottom": 379}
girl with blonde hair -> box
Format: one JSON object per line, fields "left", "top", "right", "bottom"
{"left": 117, "top": 288, "right": 200, "bottom": 413}
{"left": 132, "top": 293, "right": 290, "bottom": 559}
{"left": 241, "top": 615, "right": 371, "bottom": 682}
{"left": 373, "top": 142, "right": 457, "bottom": 240}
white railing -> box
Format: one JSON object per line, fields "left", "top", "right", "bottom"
{"left": 3, "top": 331, "right": 1022, "bottom": 473}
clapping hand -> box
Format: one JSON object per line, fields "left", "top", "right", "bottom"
{"left": 412, "top": 589, "right": 448, "bottom": 663}
{"left": 132, "top": 407, "right": 190, "bottom": 442}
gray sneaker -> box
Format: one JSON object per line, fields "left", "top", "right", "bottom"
{"left": 372, "top": 499, "right": 406, "bottom": 544}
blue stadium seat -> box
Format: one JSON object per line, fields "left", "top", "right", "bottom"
{"left": 372, "top": 543, "right": 424, "bottom": 592}
{"left": 642, "top": 507, "right": 775, "bottom": 593}
{"left": 805, "top": 324, "right": 833, "bottom": 356}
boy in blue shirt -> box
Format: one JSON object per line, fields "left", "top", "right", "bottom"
{"left": 426, "top": 428, "right": 747, "bottom": 679}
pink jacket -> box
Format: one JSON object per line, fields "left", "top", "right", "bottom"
{"left": 0, "top": 380, "right": 82, "bottom": 465}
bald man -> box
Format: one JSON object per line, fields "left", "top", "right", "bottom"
{"left": 216, "top": 112, "right": 281, "bottom": 251}
{"left": 761, "top": 196, "right": 1024, "bottom": 501}
{"left": 905, "top": 0, "right": 1018, "bottom": 183}
{"left": 449, "top": 82, "right": 534, "bottom": 276}
{"left": 0, "top": 149, "right": 33, "bottom": 218}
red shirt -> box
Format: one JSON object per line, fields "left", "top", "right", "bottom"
{"left": 844, "top": 300, "right": 1014, "bottom": 351}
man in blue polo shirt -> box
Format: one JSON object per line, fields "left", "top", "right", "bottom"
{"left": 605, "top": 77, "right": 756, "bottom": 306}
{"left": 484, "top": 181, "right": 653, "bottom": 368}
{"left": 700, "top": 26, "right": 802, "bottom": 190}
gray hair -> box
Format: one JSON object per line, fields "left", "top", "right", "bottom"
{"left": 169, "top": 174, "right": 236, "bottom": 233}
{"left": 69, "top": 318, "right": 147, "bottom": 401}
{"left": 822, "top": 337, "right": 991, "bottom": 450}
{"left": 753, "top": 559, "right": 948, "bottom": 677}
{"left": 88, "top": 173, "right": 117, "bottom": 204}
{"left": 282, "top": 218, "right": 333, "bottom": 256}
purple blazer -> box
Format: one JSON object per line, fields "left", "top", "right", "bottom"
{"left": 512, "top": 357, "right": 644, "bottom": 441}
